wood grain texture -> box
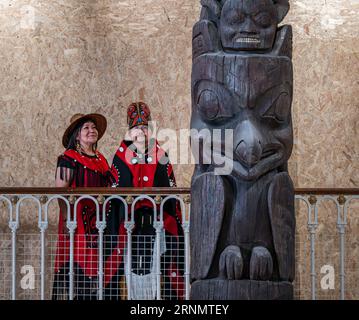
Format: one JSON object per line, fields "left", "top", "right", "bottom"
{"left": 190, "top": 0, "right": 295, "bottom": 300}
{"left": 190, "top": 173, "right": 228, "bottom": 280}
{"left": 191, "top": 279, "right": 294, "bottom": 300}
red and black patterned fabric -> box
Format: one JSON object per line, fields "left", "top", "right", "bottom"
{"left": 104, "top": 138, "right": 185, "bottom": 300}
{"left": 53, "top": 149, "right": 115, "bottom": 300}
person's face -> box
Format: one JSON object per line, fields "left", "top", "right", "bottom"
{"left": 130, "top": 125, "right": 149, "bottom": 144}
{"left": 77, "top": 121, "right": 98, "bottom": 146}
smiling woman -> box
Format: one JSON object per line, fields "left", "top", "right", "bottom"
{"left": 53, "top": 113, "right": 115, "bottom": 300}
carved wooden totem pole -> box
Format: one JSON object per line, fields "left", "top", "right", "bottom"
{"left": 190, "top": 0, "right": 295, "bottom": 299}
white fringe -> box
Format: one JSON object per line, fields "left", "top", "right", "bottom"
{"left": 125, "top": 231, "right": 166, "bottom": 300}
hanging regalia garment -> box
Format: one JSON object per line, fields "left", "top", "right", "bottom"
{"left": 104, "top": 138, "right": 185, "bottom": 300}
{"left": 52, "top": 149, "right": 115, "bottom": 300}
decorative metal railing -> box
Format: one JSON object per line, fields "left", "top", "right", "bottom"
{"left": 0, "top": 187, "right": 358, "bottom": 300}
{"left": 294, "top": 189, "right": 359, "bottom": 300}
{"left": 0, "top": 188, "right": 190, "bottom": 301}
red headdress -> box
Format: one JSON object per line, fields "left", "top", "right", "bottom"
{"left": 127, "top": 102, "right": 151, "bottom": 129}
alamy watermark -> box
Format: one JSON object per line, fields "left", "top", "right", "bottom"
{"left": 18, "top": 263, "right": 336, "bottom": 291}
{"left": 20, "top": 265, "right": 35, "bottom": 290}
{"left": 124, "top": 120, "right": 234, "bottom": 175}
{"left": 320, "top": 264, "right": 335, "bottom": 290}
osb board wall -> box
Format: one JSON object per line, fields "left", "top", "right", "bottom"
{"left": 0, "top": 0, "right": 358, "bottom": 300}
{"left": 294, "top": 200, "right": 359, "bottom": 300}
{"left": 0, "top": 0, "right": 357, "bottom": 189}
{"left": 0, "top": 0, "right": 197, "bottom": 188}
{"left": 286, "top": 0, "right": 359, "bottom": 188}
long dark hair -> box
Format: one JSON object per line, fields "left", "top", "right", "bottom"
{"left": 67, "top": 119, "right": 98, "bottom": 153}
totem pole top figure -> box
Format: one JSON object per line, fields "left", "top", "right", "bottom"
{"left": 196, "top": 0, "right": 290, "bottom": 54}
{"left": 220, "top": 0, "right": 289, "bottom": 51}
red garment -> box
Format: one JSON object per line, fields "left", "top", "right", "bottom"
{"left": 112, "top": 139, "right": 182, "bottom": 233}
{"left": 104, "top": 139, "right": 184, "bottom": 298}
{"left": 54, "top": 149, "right": 114, "bottom": 277}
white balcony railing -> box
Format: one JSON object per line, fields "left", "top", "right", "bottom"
{"left": 0, "top": 187, "right": 358, "bottom": 300}
{"left": 0, "top": 188, "right": 190, "bottom": 301}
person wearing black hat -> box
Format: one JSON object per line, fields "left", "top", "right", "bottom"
{"left": 104, "top": 102, "right": 185, "bottom": 300}
{"left": 53, "top": 113, "right": 115, "bottom": 300}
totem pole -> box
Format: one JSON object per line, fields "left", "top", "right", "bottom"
{"left": 190, "top": 0, "right": 295, "bottom": 300}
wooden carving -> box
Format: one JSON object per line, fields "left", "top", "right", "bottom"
{"left": 190, "top": 0, "right": 295, "bottom": 300}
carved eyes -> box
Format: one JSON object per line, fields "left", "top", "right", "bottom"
{"left": 231, "top": 12, "right": 245, "bottom": 25}
{"left": 197, "top": 90, "right": 220, "bottom": 120}
{"left": 196, "top": 89, "right": 233, "bottom": 123}
{"left": 253, "top": 12, "right": 272, "bottom": 28}
{"left": 262, "top": 93, "right": 291, "bottom": 124}
{"left": 225, "top": 11, "right": 273, "bottom": 28}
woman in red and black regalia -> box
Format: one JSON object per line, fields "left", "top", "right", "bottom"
{"left": 53, "top": 113, "right": 115, "bottom": 300}
{"left": 104, "top": 102, "right": 185, "bottom": 300}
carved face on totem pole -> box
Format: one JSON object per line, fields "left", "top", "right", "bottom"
{"left": 190, "top": 0, "right": 295, "bottom": 300}
{"left": 192, "top": 55, "right": 293, "bottom": 181}
{"left": 220, "top": 0, "right": 278, "bottom": 51}
{"left": 191, "top": 0, "right": 292, "bottom": 180}
{"left": 195, "top": 0, "right": 290, "bottom": 53}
